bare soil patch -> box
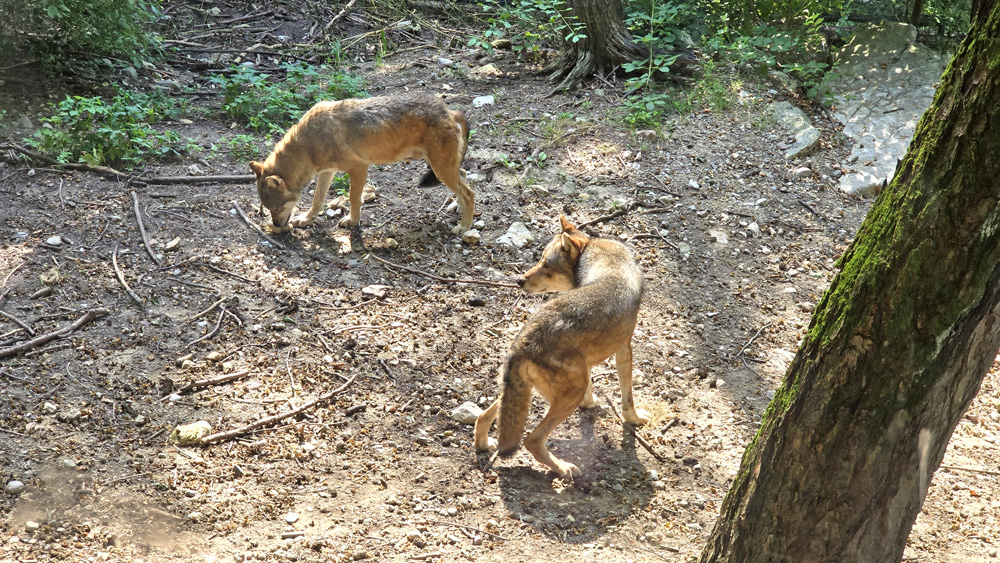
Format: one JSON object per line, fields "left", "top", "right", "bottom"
{"left": 2, "top": 3, "right": 999, "bottom": 562}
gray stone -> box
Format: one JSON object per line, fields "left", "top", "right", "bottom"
{"left": 472, "top": 95, "right": 495, "bottom": 108}
{"left": 25, "top": 520, "right": 40, "bottom": 532}
{"left": 45, "top": 235, "right": 63, "bottom": 246}
{"left": 768, "top": 101, "right": 821, "bottom": 159}
{"left": 461, "top": 229, "right": 481, "bottom": 245}
{"left": 5, "top": 480, "right": 25, "bottom": 495}
{"left": 495, "top": 222, "right": 534, "bottom": 248}
{"left": 840, "top": 172, "right": 883, "bottom": 197}
{"left": 708, "top": 230, "right": 729, "bottom": 245}
{"left": 451, "top": 402, "right": 483, "bottom": 425}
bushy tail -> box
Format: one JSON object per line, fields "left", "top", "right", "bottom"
{"left": 497, "top": 354, "right": 532, "bottom": 457}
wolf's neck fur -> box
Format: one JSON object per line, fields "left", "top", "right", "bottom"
{"left": 265, "top": 121, "right": 316, "bottom": 190}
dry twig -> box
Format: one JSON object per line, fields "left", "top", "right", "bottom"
{"left": 112, "top": 244, "right": 144, "bottom": 306}
{"left": 131, "top": 191, "right": 161, "bottom": 265}
{"left": 175, "top": 369, "right": 253, "bottom": 395}
{"left": 601, "top": 393, "right": 667, "bottom": 463}
{"left": 232, "top": 201, "right": 286, "bottom": 250}
{"left": 0, "top": 310, "right": 35, "bottom": 336}
{"left": 369, "top": 254, "right": 518, "bottom": 288}
{"left": 200, "top": 373, "right": 358, "bottom": 444}
{"left": 0, "top": 309, "right": 108, "bottom": 359}
{"left": 186, "top": 308, "right": 226, "bottom": 349}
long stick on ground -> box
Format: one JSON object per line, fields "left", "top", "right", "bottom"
{"left": 0, "top": 143, "right": 254, "bottom": 185}
{"left": 0, "top": 309, "right": 108, "bottom": 359}
{"left": 0, "top": 309, "right": 35, "bottom": 336}
{"left": 112, "top": 244, "right": 144, "bottom": 306}
{"left": 601, "top": 393, "right": 667, "bottom": 463}
{"left": 232, "top": 201, "right": 286, "bottom": 250}
{"left": 131, "top": 191, "right": 161, "bottom": 265}
{"left": 175, "top": 369, "right": 253, "bottom": 394}
{"left": 200, "top": 373, "right": 358, "bottom": 445}
{"left": 369, "top": 254, "right": 519, "bottom": 288}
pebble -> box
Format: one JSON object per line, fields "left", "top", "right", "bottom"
{"left": 169, "top": 420, "right": 212, "bottom": 446}
{"left": 450, "top": 402, "right": 483, "bottom": 425}
{"left": 446, "top": 508, "right": 457, "bottom": 517}
{"left": 25, "top": 520, "right": 40, "bottom": 532}
{"left": 286, "top": 512, "right": 299, "bottom": 524}
{"left": 42, "top": 402, "right": 58, "bottom": 415}
{"left": 793, "top": 166, "right": 812, "bottom": 178}
{"left": 164, "top": 237, "right": 181, "bottom": 252}
{"left": 462, "top": 229, "right": 481, "bottom": 244}
{"left": 472, "top": 95, "right": 495, "bottom": 108}
{"left": 46, "top": 235, "right": 63, "bottom": 246}
{"left": 495, "top": 222, "right": 534, "bottom": 248}
{"left": 205, "top": 351, "right": 222, "bottom": 362}
{"left": 385, "top": 238, "right": 399, "bottom": 249}
{"left": 5, "top": 480, "right": 26, "bottom": 495}
{"left": 687, "top": 179, "right": 700, "bottom": 190}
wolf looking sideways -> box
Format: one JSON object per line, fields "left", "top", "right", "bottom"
{"left": 474, "top": 217, "right": 650, "bottom": 477}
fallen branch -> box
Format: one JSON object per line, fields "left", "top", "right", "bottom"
{"left": 368, "top": 254, "right": 519, "bottom": 288}
{"left": 175, "top": 369, "right": 252, "bottom": 394}
{"left": 190, "top": 296, "right": 228, "bottom": 322}
{"left": 0, "top": 309, "right": 34, "bottom": 336}
{"left": 131, "top": 191, "right": 161, "bottom": 265}
{"left": 186, "top": 308, "right": 226, "bottom": 349}
{"left": 140, "top": 174, "right": 254, "bottom": 185}
{"left": 232, "top": 201, "right": 286, "bottom": 250}
{"left": 0, "top": 143, "right": 254, "bottom": 185}
{"left": 200, "top": 373, "right": 358, "bottom": 444}
{"left": 323, "top": 0, "right": 357, "bottom": 32}
{"left": 736, "top": 322, "right": 774, "bottom": 359}
{"left": 577, "top": 202, "right": 638, "bottom": 230}
{"left": 0, "top": 309, "right": 108, "bottom": 359}
{"left": 112, "top": 244, "right": 144, "bottom": 306}
{"left": 601, "top": 393, "right": 667, "bottom": 463}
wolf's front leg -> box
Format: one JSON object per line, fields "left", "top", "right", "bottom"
{"left": 292, "top": 171, "right": 335, "bottom": 228}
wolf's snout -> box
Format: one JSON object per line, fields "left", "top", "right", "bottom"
{"left": 517, "top": 277, "right": 526, "bottom": 288}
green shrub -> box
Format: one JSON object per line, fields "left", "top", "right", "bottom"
{"left": 28, "top": 89, "right": 188, "bottom": 167}
{"left": 210, "top": 62, "right": 367, "bottom": 134}
{"left": 469, "top": 0, "right": 585, "bottom": 61}
{"left": 0, "top": 0, "right": 162, "bottom": 64}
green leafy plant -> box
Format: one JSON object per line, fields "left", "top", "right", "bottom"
{"left": 469, "top": 0, "right": 586, "bottom": 61}
{"left": 210, "top": 62, "right": 366, "bottom": 134}
{"left": 28, "top": 89, "right": 188, "bottom": 167}
{"left": 225, "top": 134, "right": 260, "bottom": 162}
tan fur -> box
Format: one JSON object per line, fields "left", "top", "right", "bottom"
{"left": 249, "top": 93, "right": 474, "bottom": 234}
{"left": 474, "top": 216, "right": 650, "bottom": 477}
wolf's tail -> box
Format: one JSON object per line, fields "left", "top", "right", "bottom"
{"left": 419, "top": 109, "right": 470, "bottom": 187}
{"left": 496, "top": 354, "right": 532, "bottom": 457}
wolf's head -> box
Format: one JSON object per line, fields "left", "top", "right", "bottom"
{"left": 519, "top": 216, "right": 589, "bottom": 293}
{"left": 250, "top": 160, "right": 300, "bottom": 230}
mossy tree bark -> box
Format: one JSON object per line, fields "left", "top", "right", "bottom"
{"left": 700, "top": 2, "right": 1000, "bottom": 562}
{"left": 543, "top": 0, "right": 645, "bottom": 93}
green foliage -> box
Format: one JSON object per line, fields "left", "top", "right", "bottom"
{"left": 622, "top": 0, "right": 694, "bottom": 92}
{"left": 225, "top": 134, "right": 260, "bottom": 162}
{"left": 28, "top": 89, "right": 188, "bottom": 167}
{"left": 469, "top": 0, "right": 586, "bottom": 61}
{"left": 926, "top": 0, "right": 972, "bottom": 36}
{"left": 211, "top": 62, "right": 367, "bottom": 134}
{"left": 331, "top": 173, "right": 351, "bottom": 197}
{"left": 1, "top": 0, "right": 162, "bottom": 64}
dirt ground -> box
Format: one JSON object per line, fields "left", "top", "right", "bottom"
{"left": 2, "top": 3, "right": 1000, "bottom": 562}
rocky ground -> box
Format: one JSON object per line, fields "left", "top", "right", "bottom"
{"left": 2, "top": 3, "right": 999, "bottom": 562}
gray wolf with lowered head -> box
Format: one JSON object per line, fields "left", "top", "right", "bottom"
{"left": 474, "top": 216, "right": 650, "bottom": 477}
{"left": 250, "top": 93, "right": 474, "bottom": 234}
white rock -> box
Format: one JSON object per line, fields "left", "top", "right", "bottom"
{"left": 747, "top": 222, "right": 761, "bottom": 237}
{"left": 840, "top": 172, "right": 883, "bottom": 197}
{"left": 687, "top": 179, "right": 700, "bottom": 190}
{"left": 6, "top": 480, "right": 26, "bottom": 495}
{"left": 437, "top": 57, "right": 454, "bottom": 67}
{"left": 495, "top": 222, "right": 534, "bottom": 248}
{"left": 168, "top": 420, "right": 212, "bottom": 446}
{"left": 286, "top": 512, "right": 299, "bottom": 524}
{"left": 451, "top": 402, "right": 483, "bottom": 425}
{"left": 362, "top": 284, "right": 389, "bottom": 298}
{"left": 708, "top": 230, "right": 729, "bottom": 245}
{"left": 46, "top": 235, "right": 63, "bottom": 246}
{"left": 793, "top": 166, "right": 812, "bottom": 178}
{"left": 25, "top": 520, "right": 40, "bottom": 532}
{"left": 462, "top": 229, "right": 481, "bottom": 244}
{"left": 472, "top": 95, "right": 495, "bottom": 108}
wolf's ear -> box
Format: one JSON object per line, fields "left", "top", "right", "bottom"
{"left": 250, "top": 161, "right": 264, "bottom": 178}
{"left": 559, "top": 215, "right": 576, "bottom": 232}
{"left": 263, "top": 175, "right": 286, "bottom": 195}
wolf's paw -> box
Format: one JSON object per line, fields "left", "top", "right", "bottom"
{"left": 624, "top": 408, "right": 651, "bottom": 426}
{"left": 338, "top": 215, "right": 359, "bottom": 229}
{"left": 551, "top": 460, "right": 581, "bottom": 479}
{"left": 268, "top": 224, "right": 293, "bottom": 234}
{"left": 475, "top": 437, "right": 498, "bottom": 452}
{"left": 291, "top": 214, "right": 316, "bottom": 228}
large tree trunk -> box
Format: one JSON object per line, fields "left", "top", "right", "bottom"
{"left": 701, "top": 2, "right": 1000, "bottom": 562}
{"left": 543, "top": 0, "right": 645, "bottom": 93}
